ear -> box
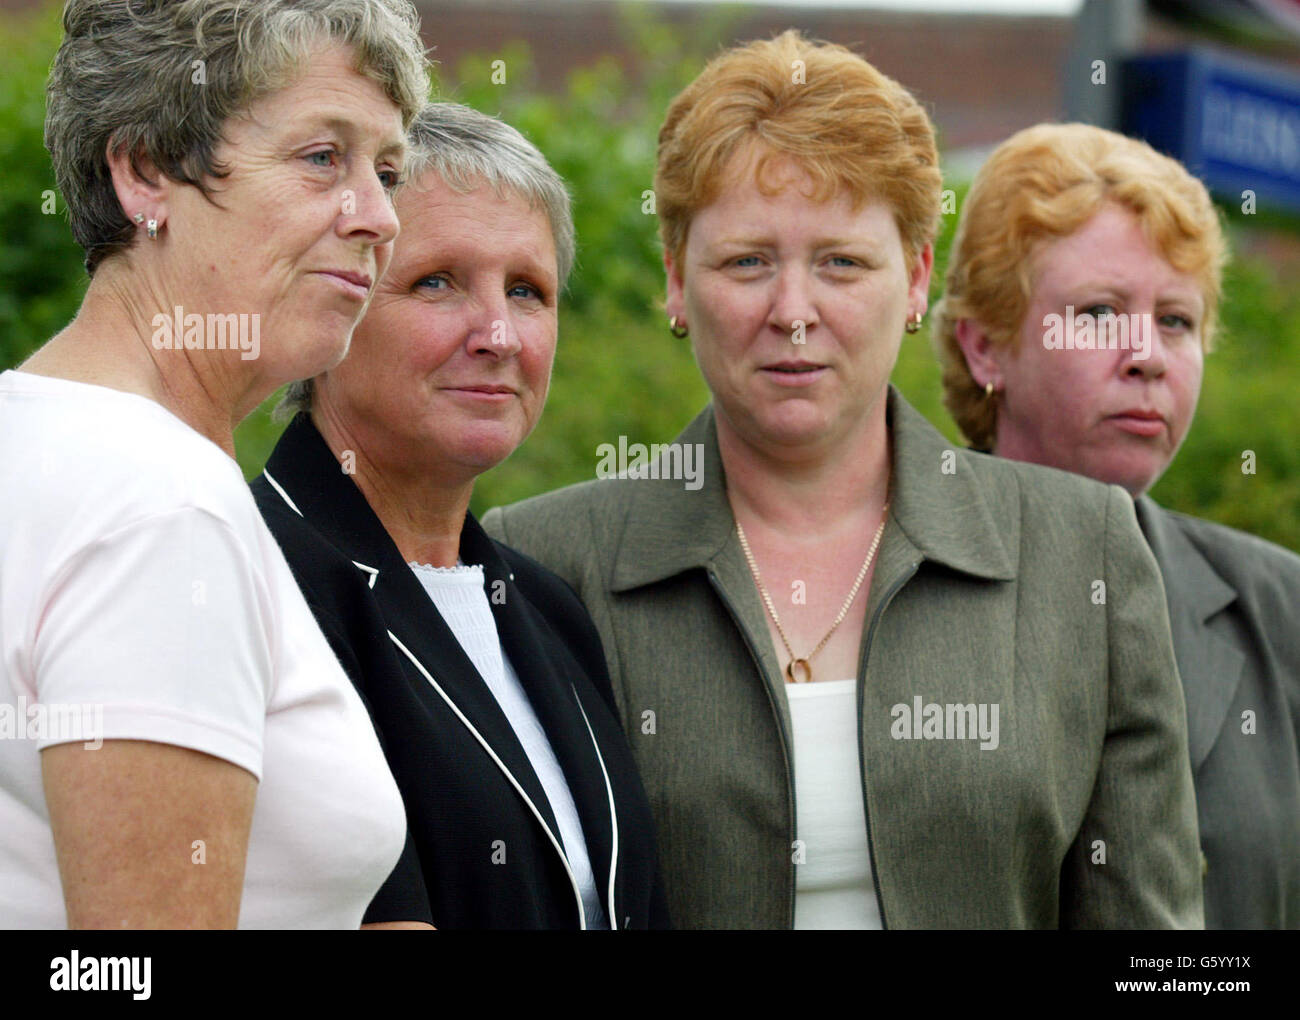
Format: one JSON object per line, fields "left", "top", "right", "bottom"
{"left": 907, "top": 243, "right": 935, "bottom": 317}
{"left": 104, "top": 136, "right": 170, "bottom": 234}
{"left": 953, "top": 317, "right": 1004, "bottom": 389}
{"left": 664, "top": 246, "right": 686, "bottom": 323}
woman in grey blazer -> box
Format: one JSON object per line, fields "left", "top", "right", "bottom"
{"left": 485, "top": 32, "right": 1204, "bottom": 929}
{"left": 936, "top": 122, "right": 1300, "bottom": 928}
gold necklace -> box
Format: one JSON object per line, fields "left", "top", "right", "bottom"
{"left": 736, "top": 505, "right": 889, "bottom": 684}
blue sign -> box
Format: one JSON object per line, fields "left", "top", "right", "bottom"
{"left": 1123, "top": 48, "right": 1300, "bottom": 213}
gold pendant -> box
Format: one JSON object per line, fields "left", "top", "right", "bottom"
{"left": 785, "top": 658, "right": 813, "bottom": 684}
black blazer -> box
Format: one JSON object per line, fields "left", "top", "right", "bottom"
{"left": 251, "top": 414, "right": 668, "bottom": 929}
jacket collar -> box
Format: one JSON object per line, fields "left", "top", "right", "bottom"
{"left": 1134, "top": 495, "right": 1244, "bottom": 770}
{"left": 609, "top": 386, "right": 1017, "bottom": 592}
{"left": 262, "top": 413, "right": 618, "bottom": 925}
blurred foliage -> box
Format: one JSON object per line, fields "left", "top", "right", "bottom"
{"left": 2, "top": 1, "right": 1297, "bottom": 552}
{"left": 0, "top": 3, "right": 86, "bottom": 369}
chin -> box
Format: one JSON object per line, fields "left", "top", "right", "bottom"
{"left": 749, "top": 402, "right": 835, "bottom": 446}
{"left": 1083, "top": 454, "right": 1163, "bottom": 498}
{"left": 452, "top": 431, "right": 522, "bottom": 472}
{"left": 291, "top": 325, "right": 354, "bottom": 380}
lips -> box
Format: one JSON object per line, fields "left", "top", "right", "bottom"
{"left": 764, "top": 361, "right": 823, "bottom": 373}
{"left": 1107, "top": 408, "right": 1167, "bottom": 436}
{"left": 449, "top": 383, "right": 515, "bottom": 393}
{"left": 321, "top": 269, "right": 372, "bottom": 290}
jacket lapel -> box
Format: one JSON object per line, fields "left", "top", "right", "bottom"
{"left": 462, "top": 515, "right": 618, "bottom": 925}
{"left": 1134, "top": 496, "right": 1245, "bottom": 770}
{"left": 261, "top": 415, "right": 565, "bottom": 850}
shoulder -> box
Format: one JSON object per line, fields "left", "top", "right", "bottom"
{"left": 950, "top": 446, "right": 1137, "bottom": 555}
{"left": 483, "top": 477, "right": 634, "bottom": 575}
{"left": 487, "top": 476, "right": 632, "bottom": 533}
{"left": 0, "top": 374, "right": 266, "bottom": 562}
{"left": 250, "top": 475, "right": 371, "bottom": 611}
{"left": 1151, "top": 502, "right": 1300, "bottom": 604}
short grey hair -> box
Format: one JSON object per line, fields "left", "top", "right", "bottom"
{"left": 405, "top": 102, "right": 575, "bottom": 286}
{"left": 46, "top": 0, "right": 430, "bottom": 276}
{"left": 278, "top": 102, "right": 576, "bottom": 419}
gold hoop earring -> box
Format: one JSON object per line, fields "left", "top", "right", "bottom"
{"left": 669, "top": 316, "right": 689, "bottom": 339}
{"left": 904, "top": 311, "right": 923, "bottom": 334}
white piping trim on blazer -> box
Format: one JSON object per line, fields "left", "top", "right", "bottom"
{"left": 572, "top": 685, "right": 619, "bottom": 930}
{"left": 387, "top": 629, "right": 590, "bottom": 930}
{"left": 262, "top": 470, "right": 303, "bottom": 517}
{"left": 264, "top": 470, "right": 379, "bottom": 588}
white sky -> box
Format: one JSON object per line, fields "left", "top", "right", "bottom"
{"left": 655, "top": 0, "right": 1084, "bottom": 13}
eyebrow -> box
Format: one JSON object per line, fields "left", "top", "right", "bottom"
{"left": 712, "top": 234, "right": 884, "bottom": 250}
{"left": 299, "top": 115, "right": 408, "bottom": 161}
{"left": 1061, "top": 279, "right": 1203, "bottom": 303}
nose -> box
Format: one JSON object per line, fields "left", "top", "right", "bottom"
{"left": 338, "top": 170, "right": 400, "bottom": 248}
{"left": 768, "top": 265, "right": 818, "bottom": 338}
{"left": 1124, "top": 312, "right": 1168, "bottom": 379}
{"left": 467, "top": 290, "right": 522, "bottom": 358}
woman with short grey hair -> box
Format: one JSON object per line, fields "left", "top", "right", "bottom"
{"left": 279, "top": 100, "right": 576, "bottom": 417}
{"left": 0, "top": 0, "right": 429, "bottom": 928}
{"left": 254, "top": 102, "right": 667, "bottom": 929}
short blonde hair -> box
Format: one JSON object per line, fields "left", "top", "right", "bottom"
{"left": 934, "top": 123, "right": 1228, "bottom": 450}
{"left": 654, "top": 29, "right": 942, "bottom": 269}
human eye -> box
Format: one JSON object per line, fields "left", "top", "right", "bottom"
{"left": 304, "top": 148, "right": 338, "bottom": 170}
{"left": 508, "top": 282, "right": 542, "bottom": 300}
{"left": 1158, "top": 312, "right": 1193, "bottom": 331}
{"left": 1080, "top": 303, "right": 1118, "bottom": 318}
{"left": 415, "top": 275, "right": 451, "bottom": 292}
{"left": 378, "top": 167, "right": 404, "bottom": 192}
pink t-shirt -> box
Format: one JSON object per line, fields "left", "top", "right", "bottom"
{"left": 0, "top": 370, "right": 405, "bottom": 928}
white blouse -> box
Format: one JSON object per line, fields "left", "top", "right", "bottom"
{"left": 787, "top": 678, "right": 882, "bottom": 930}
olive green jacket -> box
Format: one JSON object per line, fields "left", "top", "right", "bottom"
{"left": 483, "top": 388, "right": 1204, "bottom": 929}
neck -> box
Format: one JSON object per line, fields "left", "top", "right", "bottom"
{"left": 718, "top": 394, "right": 892, "bottom": 536}
{"left": 20, "top": 260, "right": 258, "bottom": 458}
{"left": 311, "top": 404, "right": 472, "bottom": 568}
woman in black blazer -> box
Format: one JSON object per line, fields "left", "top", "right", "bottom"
{"left": 252, "top": 102, "right": 666, "bottom": 929}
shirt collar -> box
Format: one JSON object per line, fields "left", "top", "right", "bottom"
{"left": 609, "top": 385, "right": 1017, "bottom": 592}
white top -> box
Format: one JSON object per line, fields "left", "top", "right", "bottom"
{"left": 787, "top": 678, "right": 882, "bottom": 930}
{"left": 0, "top": 370, "right": 406, "bottom": 929}
{"left": 409, "top": 561, "right": 609, "bottom": 929}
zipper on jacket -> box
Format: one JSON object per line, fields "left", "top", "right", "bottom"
{"left": 706, "top": 568, "right": 800, "bottom": 929}
{"left": 856, "top": 561, "right": 921, "bottom": 931}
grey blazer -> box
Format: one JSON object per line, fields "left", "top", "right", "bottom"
{"left": 1135, "top": 496, "right": 1300, "bottom": 928}
{"left": 484, "top": 388, "right": 1204, "bottom": 928}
